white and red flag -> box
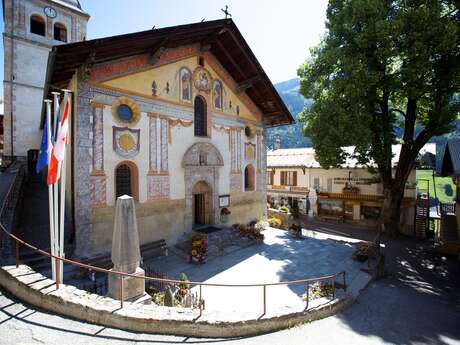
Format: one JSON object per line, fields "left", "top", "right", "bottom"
{"left": 47, "top": 94, "right": 70, "bottom": 185}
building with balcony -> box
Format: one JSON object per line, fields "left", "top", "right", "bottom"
{"left": 267, "top": 145, "right": 418, "bottom": 230}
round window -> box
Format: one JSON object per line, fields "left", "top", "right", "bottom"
{"left": 117, "top": 104, "right": 133, "bottom": 122}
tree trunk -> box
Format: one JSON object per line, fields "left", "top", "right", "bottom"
{"left": 382, "top": 187, "right": 405, "bottom": 237}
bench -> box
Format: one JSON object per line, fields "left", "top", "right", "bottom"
{"left": 78, "top": 239, "right": 168, "bottom": 278}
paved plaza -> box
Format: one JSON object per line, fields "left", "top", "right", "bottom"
{"left": 148, "top": 227, "right": 365, "bottom": 319}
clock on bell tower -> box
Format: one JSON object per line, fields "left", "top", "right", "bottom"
{"left": 2, "top": 0, "right": 90, "bottom": 160}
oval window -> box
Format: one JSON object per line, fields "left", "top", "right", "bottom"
{"left": 244, "top": 125, "right": 252, "bottom": 138}
{"left": 117, "top": 104, "right": 133, "bottom": 122}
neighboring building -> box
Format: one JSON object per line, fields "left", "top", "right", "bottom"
{"left": 43, "top": 19, "right": 293, "bottom": 258}
{"left": 436, "top": 138, "right": 460, "bottom": 243}
{"left": 2, "top": 0, "right": 89, "bottom": 160}
{"left": 267, "top": 145, "right": 417, "bottom": 230}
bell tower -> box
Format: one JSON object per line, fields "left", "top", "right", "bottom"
{"left": 2, "top": 0, "right": 89, "bottom": 160}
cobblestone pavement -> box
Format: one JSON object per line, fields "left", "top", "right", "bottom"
{"left": 1, "top": 223, "right": 460, "bottom": 344}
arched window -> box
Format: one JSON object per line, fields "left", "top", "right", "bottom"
{"left": 244, "top": 164, "right": 255, "bottom": 191}
{"left": 179, "top": 67, "right": 192, "bottom": 102}
{"left": 54, "top": 23, "right": 67, "bottom": 42}
{"left": 194, "top": 96, "right": 207, "bottom": 136}
{"left": 30, "top": 15, "right": 45, "bottom": 36}
{"left": 115, "top": 161, "right": 138, "bottom": 201}
{"left": 213, "top": 80, "right": 223, "bottom": 109}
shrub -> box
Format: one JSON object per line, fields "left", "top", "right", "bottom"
{"left": 178, "top": 272, "right": 190, "bottom": 290}
{"left": 279, "top": 206, "right": 289, "bottom": 213}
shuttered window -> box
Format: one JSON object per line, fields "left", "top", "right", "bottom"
{"left": 267, "top": 171, "right": 274, "bottom": 185}
{"left": 280, "top": 171, "right": 297, "bottom": 186}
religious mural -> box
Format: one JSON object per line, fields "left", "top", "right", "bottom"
{"left": 180, "top": 67, "right": 192, "bottom": 101}
{"left": 213, "top": 79, "right": 223, "bottom": 109}
{"left": 193, "top": 66, "right": 212, "bottom": 93}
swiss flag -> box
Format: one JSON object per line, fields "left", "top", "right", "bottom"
{"left": 47, "top": 96, "right": 70, "bottom": 185}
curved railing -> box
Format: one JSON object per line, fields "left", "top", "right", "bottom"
{"left": 0, "top": 167, "right": 347, "bottom": 317}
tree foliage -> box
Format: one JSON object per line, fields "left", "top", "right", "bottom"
{"left": 298, "top": 0, "right": 460, "bottom": 234}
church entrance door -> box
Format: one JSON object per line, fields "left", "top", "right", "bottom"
{"left": 192, "top": 181, "right": 212, "bottom": 226}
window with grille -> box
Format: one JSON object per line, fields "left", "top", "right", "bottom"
{"left": 115, "top": 164, "right": 132, "bottom": 198}
{"left": 30, "top": 15, "right": 46, "bottom": 36}
{"left": 194, "top": 96, "right": 207, "bottom": 136}
{"left": 280, "top": 171, "right": 297, "bottom": 186}
{"left": 313, "top": 177, "right": 320, "bottom": 190}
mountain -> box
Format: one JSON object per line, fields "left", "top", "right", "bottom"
{"left": 267, "top": 78, "right": 311, "bottom": 149}
{"left": 269, "top": 78, "right": 459, "bottom": 150}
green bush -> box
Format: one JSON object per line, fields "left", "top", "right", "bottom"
{"left": 279, "top": 206, "right": 289, "bottom": 213}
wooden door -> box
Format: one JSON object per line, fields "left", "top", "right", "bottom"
{"left": 204, "top": 192, "right": 212, "bottom": 224}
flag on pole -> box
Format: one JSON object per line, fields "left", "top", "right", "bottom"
{"left": 36, "top": 116, "right": 50, "bottom": 173}
{"left": 47, "top": 95, "right": 70, "bottom": 185}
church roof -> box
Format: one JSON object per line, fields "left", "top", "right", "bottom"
{"left": 44, "top": 19, "right": 294, "bottom": 127}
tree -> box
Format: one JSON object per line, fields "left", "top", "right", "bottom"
{"left": 298, "top": 0, "right": 460, "bottom": 236}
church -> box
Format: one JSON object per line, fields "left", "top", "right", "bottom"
{"left": 3, "top": 0, "right": 293, "bottom": 258}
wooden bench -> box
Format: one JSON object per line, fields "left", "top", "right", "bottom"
{"left": 78, "top": 239, "right": 168, "bottom": 278}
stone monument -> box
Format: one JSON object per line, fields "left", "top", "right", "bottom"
{"left": 108, "top": 195, "right": 151, "bottom": 304}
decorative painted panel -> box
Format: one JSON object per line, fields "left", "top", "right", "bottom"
{"left": 148, "top": 113, "right": 157, "bottom": 172}
{"left": 91, "top": 104, "right": 104, "bottom": 171}
{"left": 113, "top": 126, "right": 140, "bottom": 158}
{"left": 160, "top": 116, "right": 169, "bottom": 172}
{"left": 147, "top": 174, "right": 170, "bottom": 200}
{"left": 90, "top": 174, "right": 107, "bottom": 206}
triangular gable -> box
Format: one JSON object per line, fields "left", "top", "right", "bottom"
{"left": 92, "top": 49, "right": 263, "bottom": 123}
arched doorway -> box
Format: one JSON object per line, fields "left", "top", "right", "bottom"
{"left": 192, "top": 181, "right": 212, "bottom": 226}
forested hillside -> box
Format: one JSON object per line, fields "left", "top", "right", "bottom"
{"left": 268, "top": 78, "right": 459, "bottom": 150}
{"left": 266, "top": 78, "right": 311, "bottom": 149}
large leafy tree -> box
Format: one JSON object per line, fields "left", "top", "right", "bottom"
{"left": 298, "top": 0, "right": 460, "bottom": 236}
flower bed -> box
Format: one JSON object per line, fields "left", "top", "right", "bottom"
{"left": 231, "top": 221, "right": 265, "bottom": 242}
{"left": 190, "top": 235, "right": 208, "bottom": 264}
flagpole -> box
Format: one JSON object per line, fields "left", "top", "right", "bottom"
{"left": 58, "top": 90, "right": 71, "bottom": 283}
{"left": 44, "top": 99, "right": 56, "bottom": 281}
{"left": 52, "top": 92, "right": 61, "bottom": 283}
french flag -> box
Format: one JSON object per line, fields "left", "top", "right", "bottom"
{"left": 47, "top": 95, "right": 70, "bottom": 185}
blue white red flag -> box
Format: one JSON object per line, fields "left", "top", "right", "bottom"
{"left": 36, "top": 114, "right": 50, "bottom": 173}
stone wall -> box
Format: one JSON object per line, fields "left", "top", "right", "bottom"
{"left": 89, "top": 199, "right": 186, "bottom": 257}
{"left": 228, "top": 191, "right": 266, "bottom": 225}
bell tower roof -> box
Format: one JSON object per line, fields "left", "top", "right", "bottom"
{"left": 51, "top": 0, "right": 89, "bottom": 16}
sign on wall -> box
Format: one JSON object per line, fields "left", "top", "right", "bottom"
{"left": 219, "top": 194, "right": 230, "bottom": 208}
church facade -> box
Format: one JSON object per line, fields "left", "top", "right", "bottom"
{"left": 44, "top": 20, "right": 293, "bottom": 258}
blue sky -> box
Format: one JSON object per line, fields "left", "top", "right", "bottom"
{"left": 0, "top": 0, "right": 329, "bottom": 94}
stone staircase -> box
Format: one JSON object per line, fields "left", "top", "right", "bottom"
{"left": 174, "top": 226, "right": 258, "bottom": 259}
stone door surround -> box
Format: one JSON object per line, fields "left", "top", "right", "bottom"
{"left": 182, "top": 142, "right": 224, "bottom": 232}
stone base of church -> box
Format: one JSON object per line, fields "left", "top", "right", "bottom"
{"left": 74, "top": 191, "right": 266, "bottom": 259}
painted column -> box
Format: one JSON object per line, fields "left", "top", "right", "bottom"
{"left": 147, "top": 113, "right": 170, "bottom": 200}
{"left": 230, "top": 128, "right": 242, "bottom": 192}
{"left": 90, "top": 102, "right": 107, "bottom": 206}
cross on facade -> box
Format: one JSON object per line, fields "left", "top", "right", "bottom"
{"left": 221, "top": 5, "right": 232, "bottom": 19}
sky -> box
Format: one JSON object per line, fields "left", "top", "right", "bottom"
{"left": 0, "top": 0, "right": 329, "bottom": 94}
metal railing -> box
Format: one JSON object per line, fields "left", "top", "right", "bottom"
{"left": 0, "top": 169, "right": 348, "bottom": 318}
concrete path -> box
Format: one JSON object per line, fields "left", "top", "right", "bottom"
{"left": 1, "top": 222, "right": 459, "bottom": 344}
{"left": 148, "top": 228, "right": 362, "bottom": 318}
